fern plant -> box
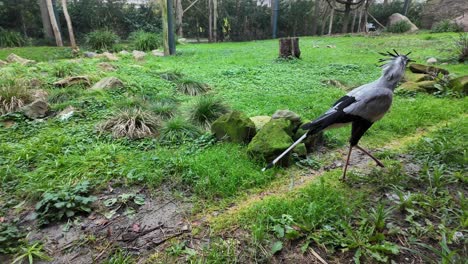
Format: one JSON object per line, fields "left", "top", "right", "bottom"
{"left": 0, "top": 29, "right": 25, "bottom": 47}
{"left": 86, "top": 29, "right": 119, "bottom": 51}
{"left": 130, "top": 30, "right": 161, "bottom": 51}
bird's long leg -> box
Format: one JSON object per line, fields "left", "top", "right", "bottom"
{"left": 342, "top": 145, "right": 353, "bottom": 180}
{"left": 355, "top": 145, "right": 385, "bottom": 167}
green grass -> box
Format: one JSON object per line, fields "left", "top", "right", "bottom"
{"left": 0, "top": 46, "right": 74, "bottom": 61}
{"left": 1, "top": 32, "right": 467, "bottom": 263}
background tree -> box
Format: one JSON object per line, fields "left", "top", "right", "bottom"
{"left": 61, "top": 0, "right": 76, "bottom": 49}
{"left": 46, "top": 0, "right": 63, "bottom": 46}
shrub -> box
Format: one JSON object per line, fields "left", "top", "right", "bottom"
{"left": 176, "top": 78, "right": 211, "bottom": 96}
{"left": 35, "top": 181, "right": 97, "bottom": 226}
{"left": 0, "top": 79, "right": 32, "bottom": 115}
{"left": 387, "top": 21, "right": 411, "bottom": 33}
{"left": 130, "top": 30, "right": 161, "bottom": 51}
{"left": 160, "top": 117, "right": 201, "bottom": 145}
{"left": 0, "top": 29, "right": 26, "bottom": 47}
{"left": 97, "top": 108, "right": 160, "bottom": 139}
{"left": 188, "top": 96, "right": 230, "bottom": 128}
{"left": 86, "top": 29, "right": 119, "bottom": 51}
{"left": 150, "top": 101, "right": 178, "bottom": 119}
{"left": 431, "top": 20, "right": 462, "bottom": 33}
{"left": 0, "top": 222, "right": 24, "bottom": 254}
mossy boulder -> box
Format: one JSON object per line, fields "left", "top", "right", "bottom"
{"left": 293, "top": 119, "right": 324, "bottom": 153}
{"left": 449, "top": 76, "right": 468, "bottom": 95}
{"left": 250, "top": 115, "right": 272, "bottom": 131}
{"left": 409, "top": 63, "right": 449, "bottom": 76}
{"left": 399, "top": 81, "right": 437, "bottom": 93}
{"left": 271, "top": 109, "right": 302, "bottom": 132}
{"left": 292, "top": 143, "right": 307, "bottom": 157}
{"left": 211, "top": 111, "right": 257, "bottom": 143}
{"left": 247, "top": 118, "right": 294, "bottom": 165}
{"left": 403, "top": 70, "right": 431, "bottom": 83}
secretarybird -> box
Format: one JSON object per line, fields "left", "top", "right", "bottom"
{"left": 263, "top": 50, "right": 414, "bottom": 179}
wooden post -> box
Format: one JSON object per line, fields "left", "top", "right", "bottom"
{"left": 328, "top": 8, "right": 334, "bottom": 35}
{"left": 279, "top": 37, "right": 300, "bottom": 59}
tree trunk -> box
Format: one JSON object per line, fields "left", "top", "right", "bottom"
{"left": 208, "top": 0, "right": 212, "bottom": 42}
{"left": 279, "top": 37, "right": 300, "bottom": 59}
{"left": 328, "top": 8, "right": 334, "bottom": 35}
{"left": 403, "top": 0, "right": 411, "bottom": 16}
{"left": 351, "top": 9, "right": 357, "bottom": 33}
{"left": 61, "top": 0, "right": 77, "bottom": 49}
{"left": 196, "top": 18, "right": 200, "bottom": 43}
{"left": 357, "top": 5, "right": 363, "bottom": 32}
{"left": 213, "top": 0, "right": 217, "bottom": 42}
{"left": 46, "top": 0, "right": 63, "bottom": 46}
{"left": 38, "top": 0, "right": 54, "bottom": 40}
{"left": 341, "top": 0, "right": 351, "bottom": 33}
{"left": 175, "top": 0, "right": 183, "bottom": 37}
{"left": 160, "top": 0, "right": 169, "bottom": 55}
{"left": 311, "top": 0, "right": 321, "bottom": 35}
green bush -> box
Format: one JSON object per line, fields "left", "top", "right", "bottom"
{"left": 86, "top": 29, "right": 119, "bottom": 51}
{"left": 160, "top": 117, "right": 201, "bottom": 145}
{"left": 431, "top": 20, "right": 462, "bottom": 33}
{"left": 0, "top": 29, "right": 26, "bottom": 47}
{"left": 130, "top": 30, "right": 161, "bottom": 51}
{"left": 387, "top": 21, "right": 411, "bottom": 33}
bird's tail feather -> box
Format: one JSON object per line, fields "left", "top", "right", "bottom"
{"left": 301, "top": 112, "right": 338, "bottom": 134}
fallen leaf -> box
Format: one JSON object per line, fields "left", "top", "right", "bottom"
{"left": 132, "top": 223, "right": 140, "bottom": 233}
{"left": 94, "top": 218, "right": 109, "bottom": 226}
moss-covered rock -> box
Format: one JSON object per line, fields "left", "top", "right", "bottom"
{"left": 293, "top": 119, "right": 324, "bottom": 153}
{"left": 292, "top": 143, "right": 307, "bottom": 157}
{"left": 250, "top": 115, "right": 271, "bottom": 131}
{"left": 449, "top": 76, "right": 468, "bottom": 95}
{"left": 211, "top": 111, "right": 256, "bottom": 143}
{"left": 247, "top": 118, "right": 294, "bottom": 165}
{"left": 409, "top": 63, "right": 449, "bottom": 76}
{"left": 403, "top": 70, "right": 431, "bottom": 83}
{"left": 399, "top": 81, "right": 437, "bottom": 93}
{"left": 271, "top": 109, "right": 301, "bottom": 132}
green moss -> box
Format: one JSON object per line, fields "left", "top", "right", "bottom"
{"left": 247, "top": 119, "right": 294, "bottom": 164}
{"left": 449, "top": 75, "right": 468, "bottom": 95}
{"left": 211, "top": 110, "right": 256, "bottom": 144}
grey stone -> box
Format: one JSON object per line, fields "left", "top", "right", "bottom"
{"left": 388, "top": 13, "right": 418, "bottom": 32}
{"left": 83, "top": 51, "right": 98, "bottom": 58}
{"left": 132, "top": 50, "right": 146, "bottom": 61}
{"left": 22, "top": 100, "right": 48, "bottom": 119}
{"left": 6, "top": 53, "right": 35, "bottom": 65}
{"left": 90, "top": 77, "right": 124, "bottom": 90}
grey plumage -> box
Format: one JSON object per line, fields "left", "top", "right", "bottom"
{"left": 263, "top": 50, "right": 413, "bottom": 178}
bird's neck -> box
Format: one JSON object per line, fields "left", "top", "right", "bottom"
{"left": 376, "top": 75, "right": 401, "bottom": 91}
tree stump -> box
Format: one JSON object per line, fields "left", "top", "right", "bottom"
{"left": 279, "top": 37, "right": 300, "bottom": 59}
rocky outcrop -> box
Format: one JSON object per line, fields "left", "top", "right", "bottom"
{"left": 54, "top": 76, "right": 91, "bottom": 87}
{"left": 454, "top": 12, "right": 468, "bottom": 32}
{"left": 98, "top": 62, "right": 117, "bottom": 72}
{"left": 421, "top": 0, "right": 468, "bottom": 29}
{"left": 132, "top": 50, "right": 146, "bottom": 61}
{"left": 211, "top": 111, "right": 256, "bottom": 143}
{"left": 6, "top": 53, "right": 35, "bottom": 66}
{"left": 409, "top": 64, "right": 449, "bottom": 76}
{"left": 102, "top": 52, "right": 118, "bottom": 61}
{"left": 388, "top": 13, "right": 418, "bottom": 32}
{"left": 90, "top": 77, "right": 124, "bottom": 90}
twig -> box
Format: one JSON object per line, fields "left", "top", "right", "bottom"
{"left": 118, "top": 224, "right": 164, "bottom": 242}
{"left": 309, "top": 247, "right": 328, "bottom": 264}
{"left": 367, "top": 11, "right": 386, "bottom": 29}
{"left": 151, "top": 231, "right": 186, "bottom": 247}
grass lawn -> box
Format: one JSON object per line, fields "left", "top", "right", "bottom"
{"left": 0, "top": 32, "right": 467, "bottom": 263}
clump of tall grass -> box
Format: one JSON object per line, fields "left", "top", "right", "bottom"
{"left": 150, "top": 101, "right": 178, "bottom": 119}
{"left": 387, "top": 21, "right": 411, "bottom": 33}
{"left": 159, "top": 117, "right": 201, "bottom": 145}
{"left": 187, "top": 96, "right": 230, "bottom": 128}
{"left": 431, "top": 20, "right": 462, "bottom": 33}
{"left": 159, "top": 70, "right": 184, "bottom": 81}
{"left": 0, "top": 79, "right": 32, "bottom": 115}
{"left": 176, "top": 78, "right": 211, "bottom": 96}
{"left": 51, "top": 62, "right": 83, "bottom": 78}
{"left": 86, "top": 29, "right": 119, "bottom": 51}
{"left": 97, "top": 108, "right": 160, "bottom": 139}
{"left": 129, "top": 30, "right": 161, "bottom": 51}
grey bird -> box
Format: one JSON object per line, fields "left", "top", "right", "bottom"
{"left": 263, "top": 50, "right": 414, "bottom": 179}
